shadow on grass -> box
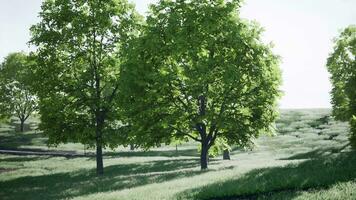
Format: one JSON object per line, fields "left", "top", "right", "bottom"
{"left": 105, "top": 148, "right": 199, "bottom": 158}
{"left": 0, "top": 155, "right": 51, "bottom": 162}
{"left": 0, "top": 132, "right": 43, "bottom": 149}
{"left": 0, "top": 158, "right": 207, "bottom": 200}
{"left": 0, "top": 119, "right": 42, "bottom": 149}
{"left": 280, "top": 144, "right": 350, "bottom": 160}
{"left": 3, "top": 119, "right": 34, "bottom": 132}
{"left": 177, "top": 151, "right": 356, "bottom": 200}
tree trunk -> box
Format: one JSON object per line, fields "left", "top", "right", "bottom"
{"left": 20, "top": 119, "right": 25, "bottom": 132}
{"left": 223, "top": 149, "right": 230, "bottom": 160}
{"left": 175, "top": 144, "right": 178, "bottom": 154}
{"left": 96, "top": 140, "right": 104, "bottom": 175}
{"left": 130, "top": 144, "right": 135, "bottom": 151}
{"left": 94, "top": 106, "right": 106, "bottom": 175}
{"left": 200, "top": 141, "right": 209, "bottom": 170}
{"left": 198, "top": 95, "right": 209, "bottom": 170}
{"left": 96, "top": 129, "right": 104, "bottom": 176}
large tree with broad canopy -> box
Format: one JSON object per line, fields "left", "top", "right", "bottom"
{"left": 30, "top": 0, "right": 142, "bottom": 175}
{"left": 120, "top": 0, "right": 282, "bottom": 169}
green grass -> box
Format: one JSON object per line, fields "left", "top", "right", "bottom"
{"left": 180, "top": 151, "right": 356, "bottom": 200}
{"left": 0, "top": 109, "right": 355, "bottom": 200}
{"left": 0, "top": 116, "right": 95, "bottom": 152}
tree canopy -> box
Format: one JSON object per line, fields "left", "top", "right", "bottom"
{"left": 121, "top": 0, "right": 282, "bottom": 169}
{"left": 30, "top": 0, "right": 142, "bottom": 175}
{"left": 0, "top": 52, "right": 38, "bottom": 132}
{"left": 327, "top": 25, "right": 356, "bottom": 146}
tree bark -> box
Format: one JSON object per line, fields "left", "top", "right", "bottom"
{"left": 96, "top": 126, "right": 104, "bottom": 176}
{"left": 197, "top": 95, "right": 210, "bottom": 170}
{"left": 223, "top": 149, "right": 230, "bottom": 160}
{"left": 130, "top": 144, "right": 135, "bottom": 151}
{"left": 200, "top": 141, "right": 209, "bottom": 170}
{"left": 20, "top": 118, "right": 25, "bottom": 132}
{"left": 96, "top": 138, "right": 104, "bottom": 176}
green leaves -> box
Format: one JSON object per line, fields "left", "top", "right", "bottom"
{"left": 29, "top": 0, "right": 281, "bottom": 169}
{"left": 0, "top": 52, "right": 38, "bottom": 128}
{"left": 30, "top": 0, "right": 142, "bottom": 147}
{"left": 121, "top": 0, "right": 281, "bottom": 151}
{"left": 327, "top": 25, "right": 356, "bottom": 147}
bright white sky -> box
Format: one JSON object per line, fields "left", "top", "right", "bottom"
{"left": 1, "top": 0, "right": 355, "bottom": 108}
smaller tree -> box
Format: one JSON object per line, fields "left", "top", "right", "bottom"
{"left": 0, "top": 52, "right": 37, "bottom": 132}
{"left": 327, "top": 25, "right": 356, "bottom": 147}
{"left": 170, "top": 137, "right": 188, "bottom": 155}
{"left": 30, "top": 0, "right": 142, "bottom": 175}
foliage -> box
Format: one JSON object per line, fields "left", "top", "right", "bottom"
{"left": 326, "top": 25, "right": 356, "bottom": 147}
{"left": 0, "top": 52, "right": 38, "bottom": 131}
{"left": 203, "top": 137, "right": 235, "bottom": 157}
{"left": 121, "top": 0, "right": 281, "bottom": 169}
{"left": 30, "top": 0, "right": 142, "bottom": 174}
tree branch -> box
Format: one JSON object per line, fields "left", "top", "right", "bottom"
{"left": 208, "top": 130, "right": 219, "bottom": 148}
{"left": 169, "top": 125, "right": 201, "bottom": 142}
{"left": 207, "top": 85, "right": 234, "bottom": 139}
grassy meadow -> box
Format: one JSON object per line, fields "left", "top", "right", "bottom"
{"left": 0, "top": 109, "right": 355, "bottom": 200}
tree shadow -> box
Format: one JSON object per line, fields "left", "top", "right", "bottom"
{"left": 280, "top": 144, "right": 350, "bottom": 160}
{"left": 0, "top": 158, "right": 207, "bottom": 200}
{"left": 106, "top": 148, "right": 199, "bottom": 158}
{"left": 0, "top": 155, "right": 51, "bottom": 162}
{"left": 178, "top": 151, "right": 356, "bottom": 200}
{"left": 8, "top": 119, "right": 34, "bottom": 132}
{"left": 0, "top": 147, "right": 87, "bottom": 158}
{"left": 0, "top": 132, "right": 42, "bottom": 149}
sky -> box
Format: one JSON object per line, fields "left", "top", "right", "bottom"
{"left": 0, "top": 0, "right": 355, "bottom": 108}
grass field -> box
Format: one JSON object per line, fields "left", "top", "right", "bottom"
{"left": 1, "top": 109, "right": 355, "bottom": 200}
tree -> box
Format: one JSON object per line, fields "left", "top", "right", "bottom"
{"left": 30, "top": 0, "right": 141, "bottom": 175}
{"left": 121, "top": 0, "right": 281, "bottom": 169}
{"left": 223, "top": 149, "right": 231, "bottom": 160}
{"left": 327, "top": 25, "right": 356, "bottom": 147}
{"left": 0, "top": 52, "right": 38, "bottom": 132}
{"left": 210, "top": 138, "right": 231, "bottom": 160}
